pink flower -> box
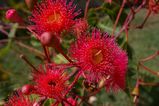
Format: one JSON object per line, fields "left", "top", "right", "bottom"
{"left": 32, "top": 64, "right": 69, "bottom": 101}
{"left": 29, "top": 0, "right": 80, "bottom": 37}
{"left": 69, "top": 29, "right": 128, "bottom": 91}
{"left": 5, "top": 90, "right": 33, "bottom": 106}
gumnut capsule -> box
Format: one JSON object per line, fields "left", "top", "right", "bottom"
{"left": 5, "top": 9, "right": 24, "bottom": 25}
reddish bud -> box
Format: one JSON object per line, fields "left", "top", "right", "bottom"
{"left": 25, "top": 0, "right": 38, "bottom": 10}
{"left": 5, "top": 9, "right": 24, "bottom": 25}
{"left": 40, "top": 32, "right": 60, "bottom": 47}
{"left": 21, "top": 84, "right": 35, "bottom": 95}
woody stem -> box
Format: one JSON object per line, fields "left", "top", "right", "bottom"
{"left": 42, "top": 45, "right": 51, "bottom": 63}
{"left": 53, "top": 45, "right": 73, "bottom": 63}
{"left": 112, "top": 0, "right": 127, "bottom": 36}
{"left": 84, "top": 0, "right": 90, "bottom": 19}
{"left": 136, "top": 10, "right": 151, "bottom": 29}
{"left": 139, "top": 62, "right": 159, "bottom": 78}
{"left": 20, "top": 54, "right": 38, "bottom": 72}
{"left": 140, "top": 51, "right": 159, "bottom": 62}
{"left": 64, "top": 71, "right": 82, "bottom": 97}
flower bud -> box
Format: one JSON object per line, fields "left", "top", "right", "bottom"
{"left": 21, "top": 84, "right": 35, "bottom": 95}
{"left": 25, "top": 0, "right": 38, "bottom": 10}
{"left": 40, "top": 32, "right": 60, "bottom": 47}
{"left": 5, "top": 9, "right": 24, "bottom": 25}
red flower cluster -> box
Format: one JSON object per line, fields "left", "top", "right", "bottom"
{"left": 69, "top": 29, "right": 128, "bottom": 91}
{"left": 5, "top": 0, "right": 129, "bottom": 105}
{"left": 149, "top": 0, "right": 159, "bottom": 13}
{"left": 29, "top": 0, "right": 79, "bottom": 37}
{"left": 5, "top": 90, "right": 33, "bottom": 106}
{"left": 32, "top": 64, "right": 69, "bottom": 101}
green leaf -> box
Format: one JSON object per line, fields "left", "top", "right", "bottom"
{"left": 0, "top": 39, "right": 12, "bottom": 59}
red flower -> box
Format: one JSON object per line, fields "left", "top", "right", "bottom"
{"left": 5, "top": 90, "right": 33, "bottom": 106}
{"left": 29, "top": 0, "right": 80, "bottom": 38}
{"left": 32, "top": 64, "right": 69, "bottom": 101}
{"left": 69, "top": 29, "right": 128, "bottom": 91}
{"left": 149, "top": 0, "right": 159, "bottom": 13}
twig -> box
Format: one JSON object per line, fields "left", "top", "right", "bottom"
{"left": 84, "top": 0, "right": 90, "bottom": 19}
{"left": 139, "top": 62, "right": 159, "bottom": 78}
{"left": 20, "top": 54, "right": 38, "bottom": 72}
{"left": 136, "top": 10, "right": 151, "bottom": 29}
{"left": 16, "top": 41, "right": 45, "bottom": 59}
{"left": 140, "top": 51, "right": 159, "bottom": 62}
{"left": 42, "top": 45, "right": 51, "bottom": 63}
{"left": 53, "top": 45, "right": 73, "bottom": 63}
{"left": 139, "top": 81, "right": 159, "bottom": 86}
{"left": 64, "top": 71, "right": 82, "bottom": 97}
{"left": 112, "top": 0, "right": 127, "bottom": 36}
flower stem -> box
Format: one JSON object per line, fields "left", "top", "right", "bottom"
{"left": 139, "top": 81, "right": 159, "bottom": 86}
{"left": 53, "top": 45, "right": 73, "bottom": 63}
{"left": 140, "top": 51, "right": 159, "bottom": 62}
{"left": 42, "top": 45, "right": 51, "bottom": 63}
{"left": 16, "top": 41, "right": 45, "bottom": 60}
{"left": 136, "top": 10, "right": 151, "bottom": 29}
{"left": 64, "top": 71, "right": 81, "bottom": 96}
{"left": 20, "top": 54, "right": 38, "bottom": 72}
{"left": 112, "top": 0, "right": 126, "bottom": 36}
{"left": 139, "top": 62, "right": 159, "bottom": 78}
{"left": 84, "top": 0, "right": 90, "bottom": 19}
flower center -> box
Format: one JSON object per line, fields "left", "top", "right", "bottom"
{"left": 48, "top": 81, "right": 56, "bottom": 87}
{"left": 47, "top": 12, "right": 61, "bottom": 23}
{"left": 91, "top": 48, "right": 103, "bottom": 64}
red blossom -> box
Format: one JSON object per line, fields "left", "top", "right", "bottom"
{"left": 149, "top": 0, "right": 159, "bottom": 13}
{"left": 29, "top": 0, "right": 80, "bottom": 38}
{"left": 5, "top": 90, "right": 33, "bottom": 106}
{"left": 32, "top": 64, "right": 69, "bottom": 101}
{"left": 69, "top": 29, "right": 128, "bottom": 91}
